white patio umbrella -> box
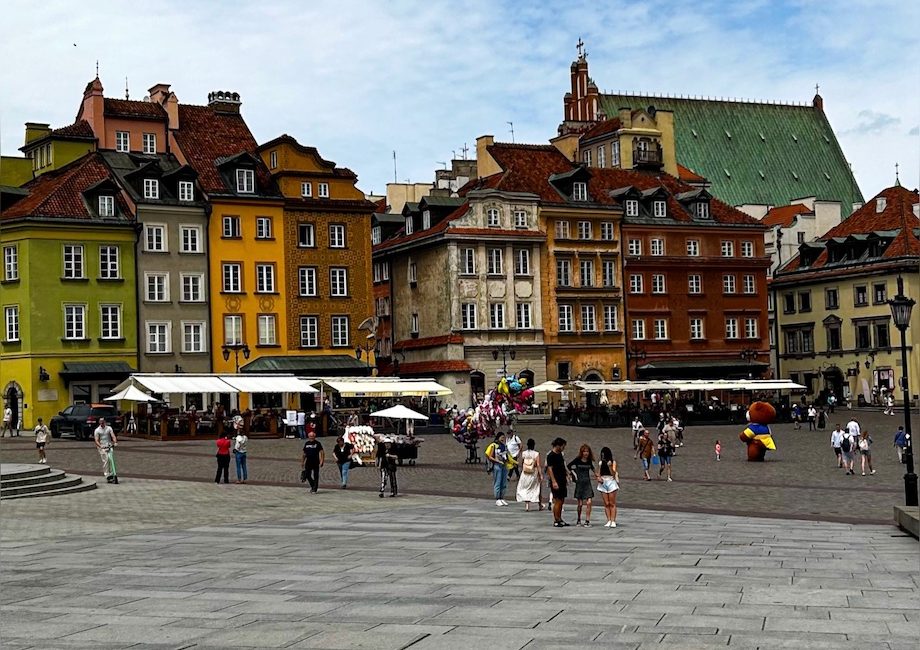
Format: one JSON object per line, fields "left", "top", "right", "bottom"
{"left": 105, "top": 385, "right": 158, "bottom": 432}
{"left": 530, "top": 380, "right": 564, "bottom": 393}
{"left": 372, "top": 404, "right": 429, "bottom": 420}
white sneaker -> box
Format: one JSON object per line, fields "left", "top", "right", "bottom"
{"left": 604, "top": 521, "right": 612, "bottom": 527}
{"left": 500, "top": 499, "right": 509, "bottom": 506}
{"left": 667, "top": 477, "right": 673, "bottom": 482}
{"left": 611, "top": 521, "right": 617, "bottom": 527}
{"left": 496, "top": 499, "right": 504, "bottom": 506}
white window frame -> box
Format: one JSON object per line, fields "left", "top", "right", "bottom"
{"left": 330, "top": 267, "right": 348, "bottom": 297}
{"left": 577, "top": 221, "right": 592, "bottom": 239}
{"left": 741, "top": 240, "right": 755, "bottom": 257}
{"left": 554, "top": 221, "right": 570, "bottom": 239}
{"left": 143, "top": 179, "right": 159, "bottom": 200}
{"left": 723, "top": 274, "right": 736, "bottom": 294}
{"left": 115, "top": 131, "right": 130, "bottom": 152}
{"left": 98, "top": 195, "right": 115, "bottom": 217}
{"left": 686, "top": 239, "right": 700, "bottom": 256}
{"left": 558, "top": 304, "right": 574, "bottom": 332}
{"left": 653, "top": 200, "right": 667, "bottom": 217}
{"left": 224, "top": 315, "right": 243, "bottom": 346}
{"left": 257, "top": 314, "right": 277, "bottom": 346}
{"left": 269, "top": 151, "right": 278, "bottom": 169}
{"left": 63, "top": 244, "right": 84, "bottom": 279}
{"left": 597, "top": 145, "right": 606, "bottom": 168}
{"left": 603, "top": 304, "right": 618, "bottom": 332}
{"left": 180, "top": 225, "right": 202, "bottom": 253}
{"left": 100, "top": 304, "right": 121, "bottom": 340}
{"left": 256, "top": 264, "right": 275, "bottom": 293}
{"left": 650, "top": 238, "right": 664, "bottom": 256}
{"left": 696, "top": 202, "right": 710, "bottom": 219}
{"left": 3, "top": 246, "right": 18, "bottom": 281}
{"left": 408, "top": 262, "right": 417, "bottom": 284}
{"left": 653, "top": 318, "right": 668, "bottom": 340}
{"left": 298, "top": 223, "right": 315, "bottom": 247}
{"left": 236, "top": 169, "right": 255, "bottom": 193}
{"left": 612, "top": 139, "right": 621, "bottom": 166}
{"left": 145, "top": 272, "right": 169, "bottom": 302}
{"left": 725, "top": 317, "right": 739, "bottom": 340}
{"left": 178, "top": 181, "right": 194, "bottom": 202}
{"left": 721, "top": 240, "right": 735, "bottom": 257}
{"left": 4, "top": 305, "right": 20, "bottom": 342}
{"left": 745, "top": 317, "right": 759, "bottom": 339}
{"left": 602, "top": 260, "right": 616, "bottom": 287}
{"left": 329, "top": 224, "right": 346, "bottom": 248}
{"left": 371, "top": 226, "right": 382, "bottom": 245}
{"left": 331, "top": 315, "right": 349, "bottom": 347}
{"left": 573, "top": 182, "right": 587, "bottom": 202}
{"left": 461, "top": 303, "right": 477, "bottom": 330}
{"left": 514, "top": 210, "right": 527, "bottom": 228}
{"left": 516, "top": 302, "right": 532, "bottom": 329}
{"left": 625, "top": 199, "right": 639, "bottom": 217}
{"left": 581, "top": 305, "right": 596, "bottom": 332}
{"left": 600, "top": 222, "right": 615, "bottom": 240}
{"left": 651, "top": 274, "right": 666, "bottom": 294}
{"left": 142, "top": 133, "right": 156, "bottom": 154}
{"left": 222, "top": 263, "right": 241, "bottom": 293}
{"left": 182, "top": 321, "right": 207, "bottom": 353}
{"left": 556, "top": 259, "right": 572, "bottom": 286}
{"left": 628, "top": 239, "right": 642, "bottom": 255}
{"left": 64, "top": 304, "right": 86, "bottom": 340}
{"left": 301, "top": 182, "right": 312, "bottom": 198}
{"left": 688, "top": 274, "right": 702, "bottom": 294}
{"left": 410, "top": 313, "right": 419, "bottom": 335}
{"left": 489, "top": 303, "right": 505, "bottom": 329}
{"left": 487, "top": 208, "right": 500, "bottom": 227}
{"left": 631, "top": 318, "right": 646, "bottom": 340}
{"left": 690, "top": 318, "right": 705, "bottom": 340}
{"left": 146, "top": 321, "right": 171, "bottom": 354}
{"left": 318, "top": 182, "right": 329, "bottom": 198}
{"left": 144, "top": 224, "right": 167, "bottom": 252}
{"left": 256, "top": 217, "right": 272, "bottom": 240}
{"left": 487, "top": 248, "right": 503, "bottom": 275}
{"left": 580, "top": 259, "right": 595, "bottom": 287}
{"left": 422, "top": 210, "right": 431, "bottom": 230}
{"left": 743, "top": 274, "right": 756, "bottom": 295}
{"left": 99, "top": 246, "right": 119, "bottom": 279}
{"left": 514, "top": 248, "right": 531, "bottom": 276}
{"left": 299, "top": 267, "right": 317, "bottom": 297}
{"left": 461, "top": 248, "right": 476, "bottom": 275}
{"left": 629, "top": 274, "right": 643, "bottom": 294}
{"left": 583, "top": 149, "right": 592, "bottom": 166}
{"left": 300, "top": 316, "right": 318, "bottom": 348}
{"left": 222, "top": 215, "right": 240, "bottom": 238}
{"left": 180, "top": 273, "right": 204, "bottom": 302}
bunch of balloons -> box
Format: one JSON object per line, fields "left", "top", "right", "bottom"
{"left": 451, "top": 375, "right": 534, "bottom": 445}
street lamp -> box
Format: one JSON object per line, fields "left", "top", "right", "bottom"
{"left": 355, "top": 338, "right": 377, "bottom": 376}
{"left": 491, "top": 344, "right": 516, "bottom": 376}
{"left": 221, "top": 343, "right": 251, "bottom": 374}
{"left": 627, "top": 343, "right": 646, "bottom": 380}
{"left": 888, "top": 275, "right": 917, "bottom": 507}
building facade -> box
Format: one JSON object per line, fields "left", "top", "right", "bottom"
{"left": 772, "top": 184, "right": 920, "bottom": 404}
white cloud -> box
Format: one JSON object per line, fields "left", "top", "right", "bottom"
{"left": 1, "top": 0, "right": 917, "bottom": 197}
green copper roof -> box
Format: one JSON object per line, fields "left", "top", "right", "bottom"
{"left": 600, "top": 94, "right": 864, "bottom": 208}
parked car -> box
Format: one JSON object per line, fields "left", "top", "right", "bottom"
{"left": 49, "top": 404, "right": 123, "bottom": 440}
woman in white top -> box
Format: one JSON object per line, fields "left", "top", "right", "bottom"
{"left": 597, "top": 446, "right": 620, "bottom": 527}
{"left": 233, "top": 426, "right": 248, "bottom": 483}
{"left": 515, "top": 438, "right": 544, "bottom": 511}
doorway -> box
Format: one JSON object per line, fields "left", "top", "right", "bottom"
{"left": 4, "top": 383, "right": 23, "bottom": 430}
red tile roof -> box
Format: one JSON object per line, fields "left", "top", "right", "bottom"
{"left": 677, "top": 164, "right": 707, "bottom": 183}
{"left": 762, "top": 203, "right": 813, "bottom": 228}
{"left": 103, "top": 98, "right": 166, "bottom": 120}
{"left": 373, "top": 203, "right": 470, "bottom": 252}
{"left": 580, "top": 118, "right": 622, "bottom": 141}
{"left": 393, "top": 334, "right": 464, "bottom": 351}
{"left": 51, "top": 120, "right": 95, "bottom": 139}
{"left": 395, "top": 360, "right": 472, "bottom": 375}
{"left": 2, "top": 152, "right": 130, "bottom": 221}
{"left": 374, "top": 197, "right": 388, "bottom": 213}
{"left": 173, "top": 104, "right": 275, "bottom": 195}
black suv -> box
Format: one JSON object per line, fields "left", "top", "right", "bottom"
{"left": 49, "top": 404, "right": 123, "bottom": 440}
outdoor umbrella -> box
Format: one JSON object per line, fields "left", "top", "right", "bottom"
{"left": 530, "top": 380, "right": 564, "bottom": 393}
{"left": 104, "top": 385, "right": 157, "bottom": 432}
{"left": 372, "top": 404, "right": 428, "bottom": 437}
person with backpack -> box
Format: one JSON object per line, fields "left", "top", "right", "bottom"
{"left": 858, "top": 430, "right": 875, "bottom": 476}
{"left": 515, "top": 438, "right": 544, "bottom": 511}
{"left": 485, "top": 433, "right": 510, "bottom": 506}
{"left": 894, "top": 426, "right": 908, "bottom": 463}
{"left": 840, "top": 426, "right": 857, "bottom": 475}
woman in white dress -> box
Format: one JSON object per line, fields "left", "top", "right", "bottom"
{"left": 596, "top": 446, "right": 620, "bottom": 527}
{"left": 516, "top": 438, "right": 544, "bottom": 511}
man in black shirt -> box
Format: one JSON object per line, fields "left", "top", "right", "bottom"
{"left": 545, "top": 437, "right": 568, "bottom": 527}
{"left": 301, "top": 431, "right": 325, "bottom": 493}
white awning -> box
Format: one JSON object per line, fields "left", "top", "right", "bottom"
{"left": 574, "top": 379, "right": 806, "bottom": 392}
{"left": 219, "top": 375, "right": 319, "bottom": 394}
{"left": 323, "top": 379, "right": 452, "bottom": 398}
{"left": 115, "top": 374, "right": 239, "bottom": 394}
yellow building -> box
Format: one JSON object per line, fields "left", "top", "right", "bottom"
{"left": 773, "top": 184, "right": 920, "bottom": 406}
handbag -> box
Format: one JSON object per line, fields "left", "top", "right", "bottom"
{"left": 651, "top": 455, "right": 660, "bottom": 465}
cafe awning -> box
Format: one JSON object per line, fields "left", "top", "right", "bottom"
{"left": 321, "top": 378, "right": 453, "bottom": 398}
{"left": 574, "top": 379, "right": 805, "bottom": 392}
{"left": 115, "top": 374, "right": 238, "bottom": 395}
{"left": 219, "top": 375, "right": 318, "bottom": 394}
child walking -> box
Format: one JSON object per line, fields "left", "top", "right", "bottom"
{"left": 714, "top": 440, "right": 721, "bottom": 461}
{"left": 34, "top": 418, "right": 50, "bottom": 464}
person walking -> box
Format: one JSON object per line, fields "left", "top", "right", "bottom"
{"left": 635, "top": 429, "right": 654, "bottom": 480}
{"left": 846, "top": 417, "right": 861, "bottom": 440}
{"left": 714, "top": 439, "right": 721, "bottom": 461}
{"left": 840, "top": 426, "right": 857, "bottom": 475}
{"left": 301, "top": 430, "right": 324, "bottom": 493}
{"left": 884, "top": 394, "right": 895, "bottom": 416}
{"left": 827, "top": 392, "right": 837, "bottom": 414}
{"left": 545, "top": 437, "right": 569, "bottom": 527}
{"left": 817, "top": 408, "right": 827, "bottom": 430}
{"left": 34, "top": 418, "right": 50, "bottom": 464}
{"left": 596, "top": 446, "right": 619, "bottom": 528}
{"left": 377, "top": 437, "right": 398, "bottom": 497}
{"left": 807, "top": 404, "right": 817, "bottom": 431}
{"left": 830, "top": 424, "right": 845, "bottom": 468}
{"left": 233, "top": 428, "right": 248, "bottom": 483}
{"left": 93, "top": 417, "right": 118, "bottom": 484}
{"left": 567, "top": 444, "right": 598, "bottom": 527}
{"left": 296, "top": 410, "right": 306, "bottom": 439}
{"left": 515, "top": 438, "right": 543, "bottom": 511}
{"left": 485, "top": 433, "right": 510, "bottom": 506}
{"left": 858, "top": 430, "right": 875, "bottom": 476}
{"left": 1, "top": 405, "right": 13, "bottom": 437}
{"left": 333, "top": 436, "right": 354, "bottom": 489}
{"left": 506, "top": 429, "right": 523, "bottom": 480}
{"left": 214, "top": 431, "right": 231, "bottom": 484}
{"left": 894, "top": 426, "right": 908, "bottom": 463}
{"left": 657, "top": 428, "right": 674, "bottom": 481}
{"left": 792, "top": 403, "right": 802, "bottom": 430}
{"left": 631, "top": 416, "right": 643, "bottom": 450}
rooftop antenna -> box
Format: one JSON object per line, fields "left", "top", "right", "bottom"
{"left": 125, "top": 76, "right": 129, "bottom": 100}
{"left": 507, "top": 121, "right": 515, "bottom": 143}
{"left": 436, "top": 161, "right": 447, "bottom": 170}
{"left": 895, "top": 162, "right": 900, "bottom": 185}
{"left": 392, "top": 151, "right": 397, "bottom": 184}
{"left": 95, "top": 60, "right": 99, "bottom": 77}
{"left": 815, "top": 83, "right": 820, "bottom": 95}
{"left": 452, "top": 150, "right": 456, "bottom": 160}
{"left": 461, "top": 143, "right": 469, "bottom": 160}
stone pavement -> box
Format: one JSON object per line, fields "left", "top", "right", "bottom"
{"left": 1, "top": 479, "right": 918, "bottom": 649}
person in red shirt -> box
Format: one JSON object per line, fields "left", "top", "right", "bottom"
{"left": 215, "top": 431, "right": 232, "bottom": 484}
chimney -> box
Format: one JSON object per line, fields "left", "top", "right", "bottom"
{"left": 79, "top": 77, "right": 105, "bottom": 141}
{"left": 851, "top": 202, "right": 863, "bottom": 214}
{"left": 812, "top": 92, "right": 824, "bottom": 112}
{"left": 24, "top": 122, "right": 51, "bottom": 145}
{"left": 475, "top": 135, "right": 500, "bottom": 178}
{"left": 148, "top": 83, "right": 171, "bottom": 104}
{"left": 208, "top": 90, "right": 242, "bottom": 114}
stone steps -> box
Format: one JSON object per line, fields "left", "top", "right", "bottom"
{"left": 0, "top": 463, "right": 96, "bottom": 500}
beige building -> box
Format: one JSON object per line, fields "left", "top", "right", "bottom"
{"left": 772, "top": 184, "right": 920, "bottom": 405}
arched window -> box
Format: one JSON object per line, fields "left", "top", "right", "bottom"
{"left": 519, "top": 369, "right": 535, "bottom": 387}
{"left": 470, "top": 371, "right": 486, "bottom": 406}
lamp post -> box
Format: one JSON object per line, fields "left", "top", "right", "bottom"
{"left": 355, "top": 339, "right": 377, "bottom": 376}
{"left": 491, "top": 344, "right": 516, "bottom": 377}
{"left": 740, "top": 348, "right": 759, "bottom": 405}
{"left": 627, "top": 343, "right": 646, "bottom": 380}
{"left": 221, "top": 343, "right": 251, "bottom": 374}
{"left": 888, "top": 275, "right": 917, "bottom": 507}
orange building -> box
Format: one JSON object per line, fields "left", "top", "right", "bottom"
{"left": 255, "top": 135, "right": 376, "bottom": 376}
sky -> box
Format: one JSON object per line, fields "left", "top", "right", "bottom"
{"left": 1, "top": 0, "right": 918, "bottom": 201}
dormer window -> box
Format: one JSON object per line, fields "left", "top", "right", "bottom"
{"left": 98, "top": 195, "right": 115, "bottom": 217}
{"left": 318, "top": 183, "right": 329, "bottom": 198}
{"left": 694, "top": 201, "right": 710, "bottom": 219}
{"left": 514, "top": 210, "right": 527, "bottom": 228}
{"left": 876, "top": 197, "right": 886, "bottom": 213}
{"left": 143, "top": 179, "right": 159, "bottom": 200}
{"left": 405, "top": 216, "right": 414, "bottom": 235}
{"left": 422, "top": 210, "right": 431, "bottom": 230}
{"left": 573, "top": 182, "right": 587, "bottom": 202}
{"left": 178, "top": 181, "right": 194, "bottom": 202}
{"left": 487, "top": 208, "right": 500, "bottom": 227}
{"left": 625, "top": 199, "right": 639, "bottom": 217}
{"left": 269, "top": 151, "right": 278, "bottom": 169}
{"left": 653, "top": 200, "right": 667, "bottom": 217}
{"left": 371, "top": 226, "right": 381, "bottom": 245}
{"left": 236, "top": 169, "right": 255, "bottom": 193}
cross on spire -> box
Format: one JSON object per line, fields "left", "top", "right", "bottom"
{"left": 576, "top": 38, "right": 585, "bottom": 59}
